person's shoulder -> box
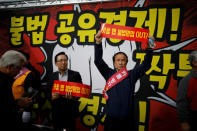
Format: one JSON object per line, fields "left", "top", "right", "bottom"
{"left": 0, "top": 71, "right": 14, "bottom": 86}
{"left": 53, "top": 71, "right": 59, "bottom": 74}
{"left": 47, "top": 71, "right": 58, "bottom": 78}
{"left": 179, "top": 71, "right": 193, "bottom": 84}
{"left": 46, "top": 71, "right": 59, "bottom": 82}
{"left": 68, "top": 69, "right": 80, "bottom": 74}
{"left": 52, "top": 71, "right": 59, "bottom": 76}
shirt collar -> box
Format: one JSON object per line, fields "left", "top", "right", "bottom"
{"left": 58, "top": 69, "right": 68, "bottom": 76}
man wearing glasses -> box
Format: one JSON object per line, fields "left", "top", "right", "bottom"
{"left": 48, "top": 52, "right": 82, "bottom": 131}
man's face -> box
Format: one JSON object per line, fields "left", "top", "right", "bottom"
{"left": 55, "top": 54, "right": 68, "bottom": 72}
{"left": 8, "top": 65, "right": 23, "bottom": 77}
{"left": 114, "top": 53, "right": 127, "bottom": 71}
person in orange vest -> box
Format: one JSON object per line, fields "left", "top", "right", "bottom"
{"left": 12, "top": 67, "right": 32, "bottom": 99}
{"left": 12, "top": 52, "right": 40, "bottom": 100}
{"left": 0, "top": 50, "right": 32, "bottom": 131}
{"left": 12, "top": 51, "right": 39, "bottom": 130}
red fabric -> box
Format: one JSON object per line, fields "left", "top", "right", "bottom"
{"left": 148, "top": 75, "right": 181, "bottom": 131}
{"left": 149, "top": 101, "right": 181, "bottom": 131}
{"left": 103, "top": 67, "right": 129, "bottom": 100}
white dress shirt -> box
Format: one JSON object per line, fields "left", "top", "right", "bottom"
{"left": 58, "top": 69, "right": 68, "bottom": 81}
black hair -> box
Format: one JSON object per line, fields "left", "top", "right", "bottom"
{"left": 112, "top": 52, "right": 128, "bottom": 63}
{"left": 55, "top": 52, "right": 68, "bottom": 62}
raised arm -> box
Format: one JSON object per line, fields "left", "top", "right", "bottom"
{"left": 132, "top": 37, "right": 154, "bottom": 79}
{"left": 94, "top": 31, "right": 113, "bottom": 80}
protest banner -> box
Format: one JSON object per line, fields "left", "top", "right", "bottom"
{"left": 52, "top": 80, "right": 91, "bottom": 98}
{"left": 100, "top": 23, "right": 149, "bottom": 42}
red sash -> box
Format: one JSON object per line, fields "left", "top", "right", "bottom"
{"left": 52, "top": 80, "right": 91, "bottom": 98}
{"left": 103, "top": 67, "right": 129, "bottom": 100}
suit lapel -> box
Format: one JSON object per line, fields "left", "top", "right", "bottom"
{"left": 67, "top": 69, "right": 72, "bottom": 82}
{"left": 54, "top": 72, "right": 59, "bottom": 81}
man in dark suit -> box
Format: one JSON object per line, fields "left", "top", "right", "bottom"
{"left": 94, "top": 31, "right": 153, "bottom": 131}
{"left": 48, "top": 52, "right": 82, "bottom": 131}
